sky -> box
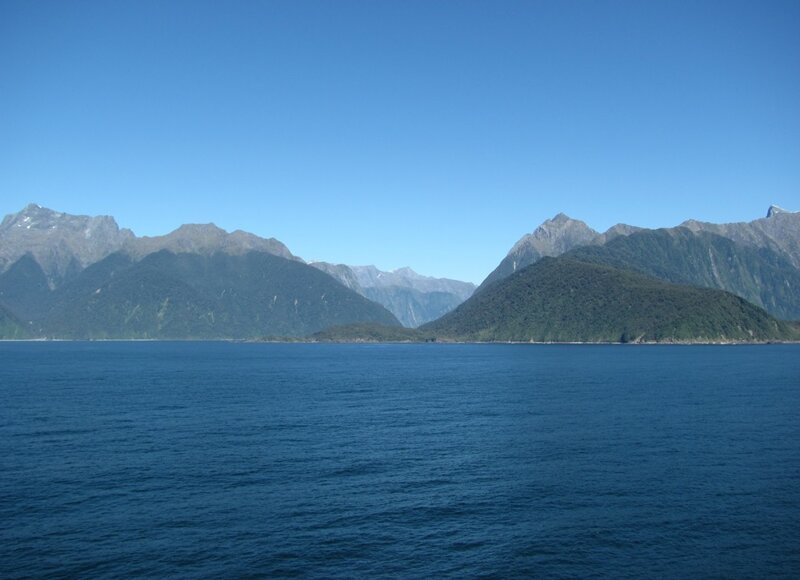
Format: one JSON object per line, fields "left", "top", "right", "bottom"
{"left": 1, "top": 0, "right": 799, "bottom": 284}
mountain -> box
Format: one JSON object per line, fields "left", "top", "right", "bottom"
{"left": 310, "top": 263, "right": 476, "bottom": 327}
{"left": 481, "top": 207, "right": 800, "bottom": 291}
{"left": 478, "top": 207, "right": 800, "bottom": 321}
{"left": 423, "top": 257, "right": 797, "bottom": 343}
{"left": 567, "top": 227, "right": 800, "bottom": 320}
{"left": 680, "top": 208, "right": 800, "bottom": 269}
{"left": 0, "top": 254, "right": 53, "bottom": 322}
{"left": 0, "top": 205, "right": 299, "bottom": 287}
{"left": 478, "top": 213, "right": 601, "bottom": 290}
{"left": 309, "top": 262, "right": 363, "bottom": 292}
{"left": 126, "top": 223, "right": 297, "bottom": 261}
{"left": 0, "top": 204, "right": 135, "bottom": 285}
{"left": 767, "top": 204, "right": 790, "bottom": 218}
{"left": 38, "top": 250, "right": 400, "bottom": 339}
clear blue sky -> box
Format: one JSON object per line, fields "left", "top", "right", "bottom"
{"left": 2, "top": 0, "right": 798, "bottom": 283}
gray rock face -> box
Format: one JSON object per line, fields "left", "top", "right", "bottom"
{"left": 126, "top": 223, "right": 297, "bottom": 262}
{"left": 0, "top": 204, "right": 135, "bottom": 285}
{"left": 595, "top": 223, "right": 643, "bottom": 245}
{"left": 479, "top": 214, "right": 602, "bottom": 290}
{"left": 482, "top": 206, "right": 800, "bottom": 291}
{"left": 350, "top": 265, "right": 475, "bottom": 299}
{"left": 308, "top": 262, "right": 363, "bottom": 292}
{"left": 767, "top": 205, "right": 790, "bottom": 218}
{"left": 309, "top": 263, "right": 476, "bottom": 327}
{"left": 680, "top": 208, "right": 800, "bottom": 269}
{"left": 479, "top": 206, "right": 800, "bottom": 321}
{"left": 0, "top": 204, "right": 298, "bottom": 286}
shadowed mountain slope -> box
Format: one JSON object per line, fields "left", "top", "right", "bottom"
{"left": 40, "top": 250, "right": 400, "bottom": 339}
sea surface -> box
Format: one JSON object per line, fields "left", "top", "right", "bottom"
{"left": 1, "top": 342, "right": 799, "bottom": 578}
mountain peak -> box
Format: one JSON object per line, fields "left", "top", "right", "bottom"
{"left": 0, "top": 204, "right": 133, "bottom": 284}
{"left": 767, "top": 205, "right": 792, "bottom": 218}
{"left": 478, "top": 213, "right": 600, "bottom": 291}
{"left": 509, "top": 214, "right": 597, "bottom": 254}
{"left": 392, "top": 266, "right": 419, "bottom": 278}
{"left": 23, "top": 202, "right": 44, "bottom": 213}
{"left": 3, "top": 203, "right": 65, "bottom": 230}
{"left": 171, "top": 223, "right": 227, "bottom": 237}
{"left": 131, "top": 222, "right": 296, "bottom": 260}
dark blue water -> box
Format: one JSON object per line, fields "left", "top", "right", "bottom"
{"left": 1, "top": 343, "right": 798, "bottom": 578}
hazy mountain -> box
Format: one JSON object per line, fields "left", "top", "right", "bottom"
{"left": 423, "top": 257, "right": 796, "bottom": 343}
{"left": 39, "top": 250, "right": 400, "bottom": 339}
{"left": 310, "top": 263, "right": 476, "bottom": 327}
{"left": 0, "top": 204, "right": 135, "bottom": 285}
{"left": 349, "top": 265, "right": 475, "bottom": 297}
{"left": 478, "top": 213, "right": 601, "bottom": 290}
{"left": 309, "top": 262, "right": 363, "bottom": 292}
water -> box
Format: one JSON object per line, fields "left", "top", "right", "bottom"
{"left": 1, "top": 342, "right": 798, "bottom": 578}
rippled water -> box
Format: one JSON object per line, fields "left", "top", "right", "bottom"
{"left": 1, "top": 342, "right": 799, "bottom": 577}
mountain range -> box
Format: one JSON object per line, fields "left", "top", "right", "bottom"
{"left": 422, "top": 257, "right": 796, "bottom": 342}
{"left": 310, "top": 263, "right": 475, "bottom": 327}
{"left": 0, "top": 204, "right": 472, "bottom": 337}
{"left": 478, "top": 206, "right": 800, "bottom": 319}
{"left": 0, "top": 202, "right": 798, "bottom": 342}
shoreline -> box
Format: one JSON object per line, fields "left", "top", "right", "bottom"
{"left": 1, "top": 338, "right": 798, "bottom": 346}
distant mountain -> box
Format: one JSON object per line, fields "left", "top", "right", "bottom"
{"left": 37, "top": 250, "right": 400, "bottom": 339}
{"left": 478, "top": 213, "right": 601, "bottom": 291}
{"left": 309, "top": 262, "right": 363, "bottom": 292}
{"left": 309, "top": 263, "right": 475, "bottom": 327}
{"left": 349, "top": 266, "right": 474, "bottom": 297}
{"left": 423, "top": 257, "right": 796, "bottom": 343}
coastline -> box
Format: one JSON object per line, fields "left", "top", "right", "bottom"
{"left": 2, "top": 337, "right": 798, "bottom": 345}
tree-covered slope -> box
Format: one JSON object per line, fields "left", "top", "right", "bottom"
{"left": 309, "top": 323, "right": 427, "bottom": 342}
{"left": 567, "top": 228, "right": 800, "bottom": 320}
{"left": 0, "top": 303, "right": 28, "bottom": 339}
{"left": 0, "top": 254, "right": 52, "bottom": 322}
{"left": 41, "top": 250, "right": 400, "bottom": 339}
{"left": 422, "top": 258, "right": 796, "bottom": 343}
